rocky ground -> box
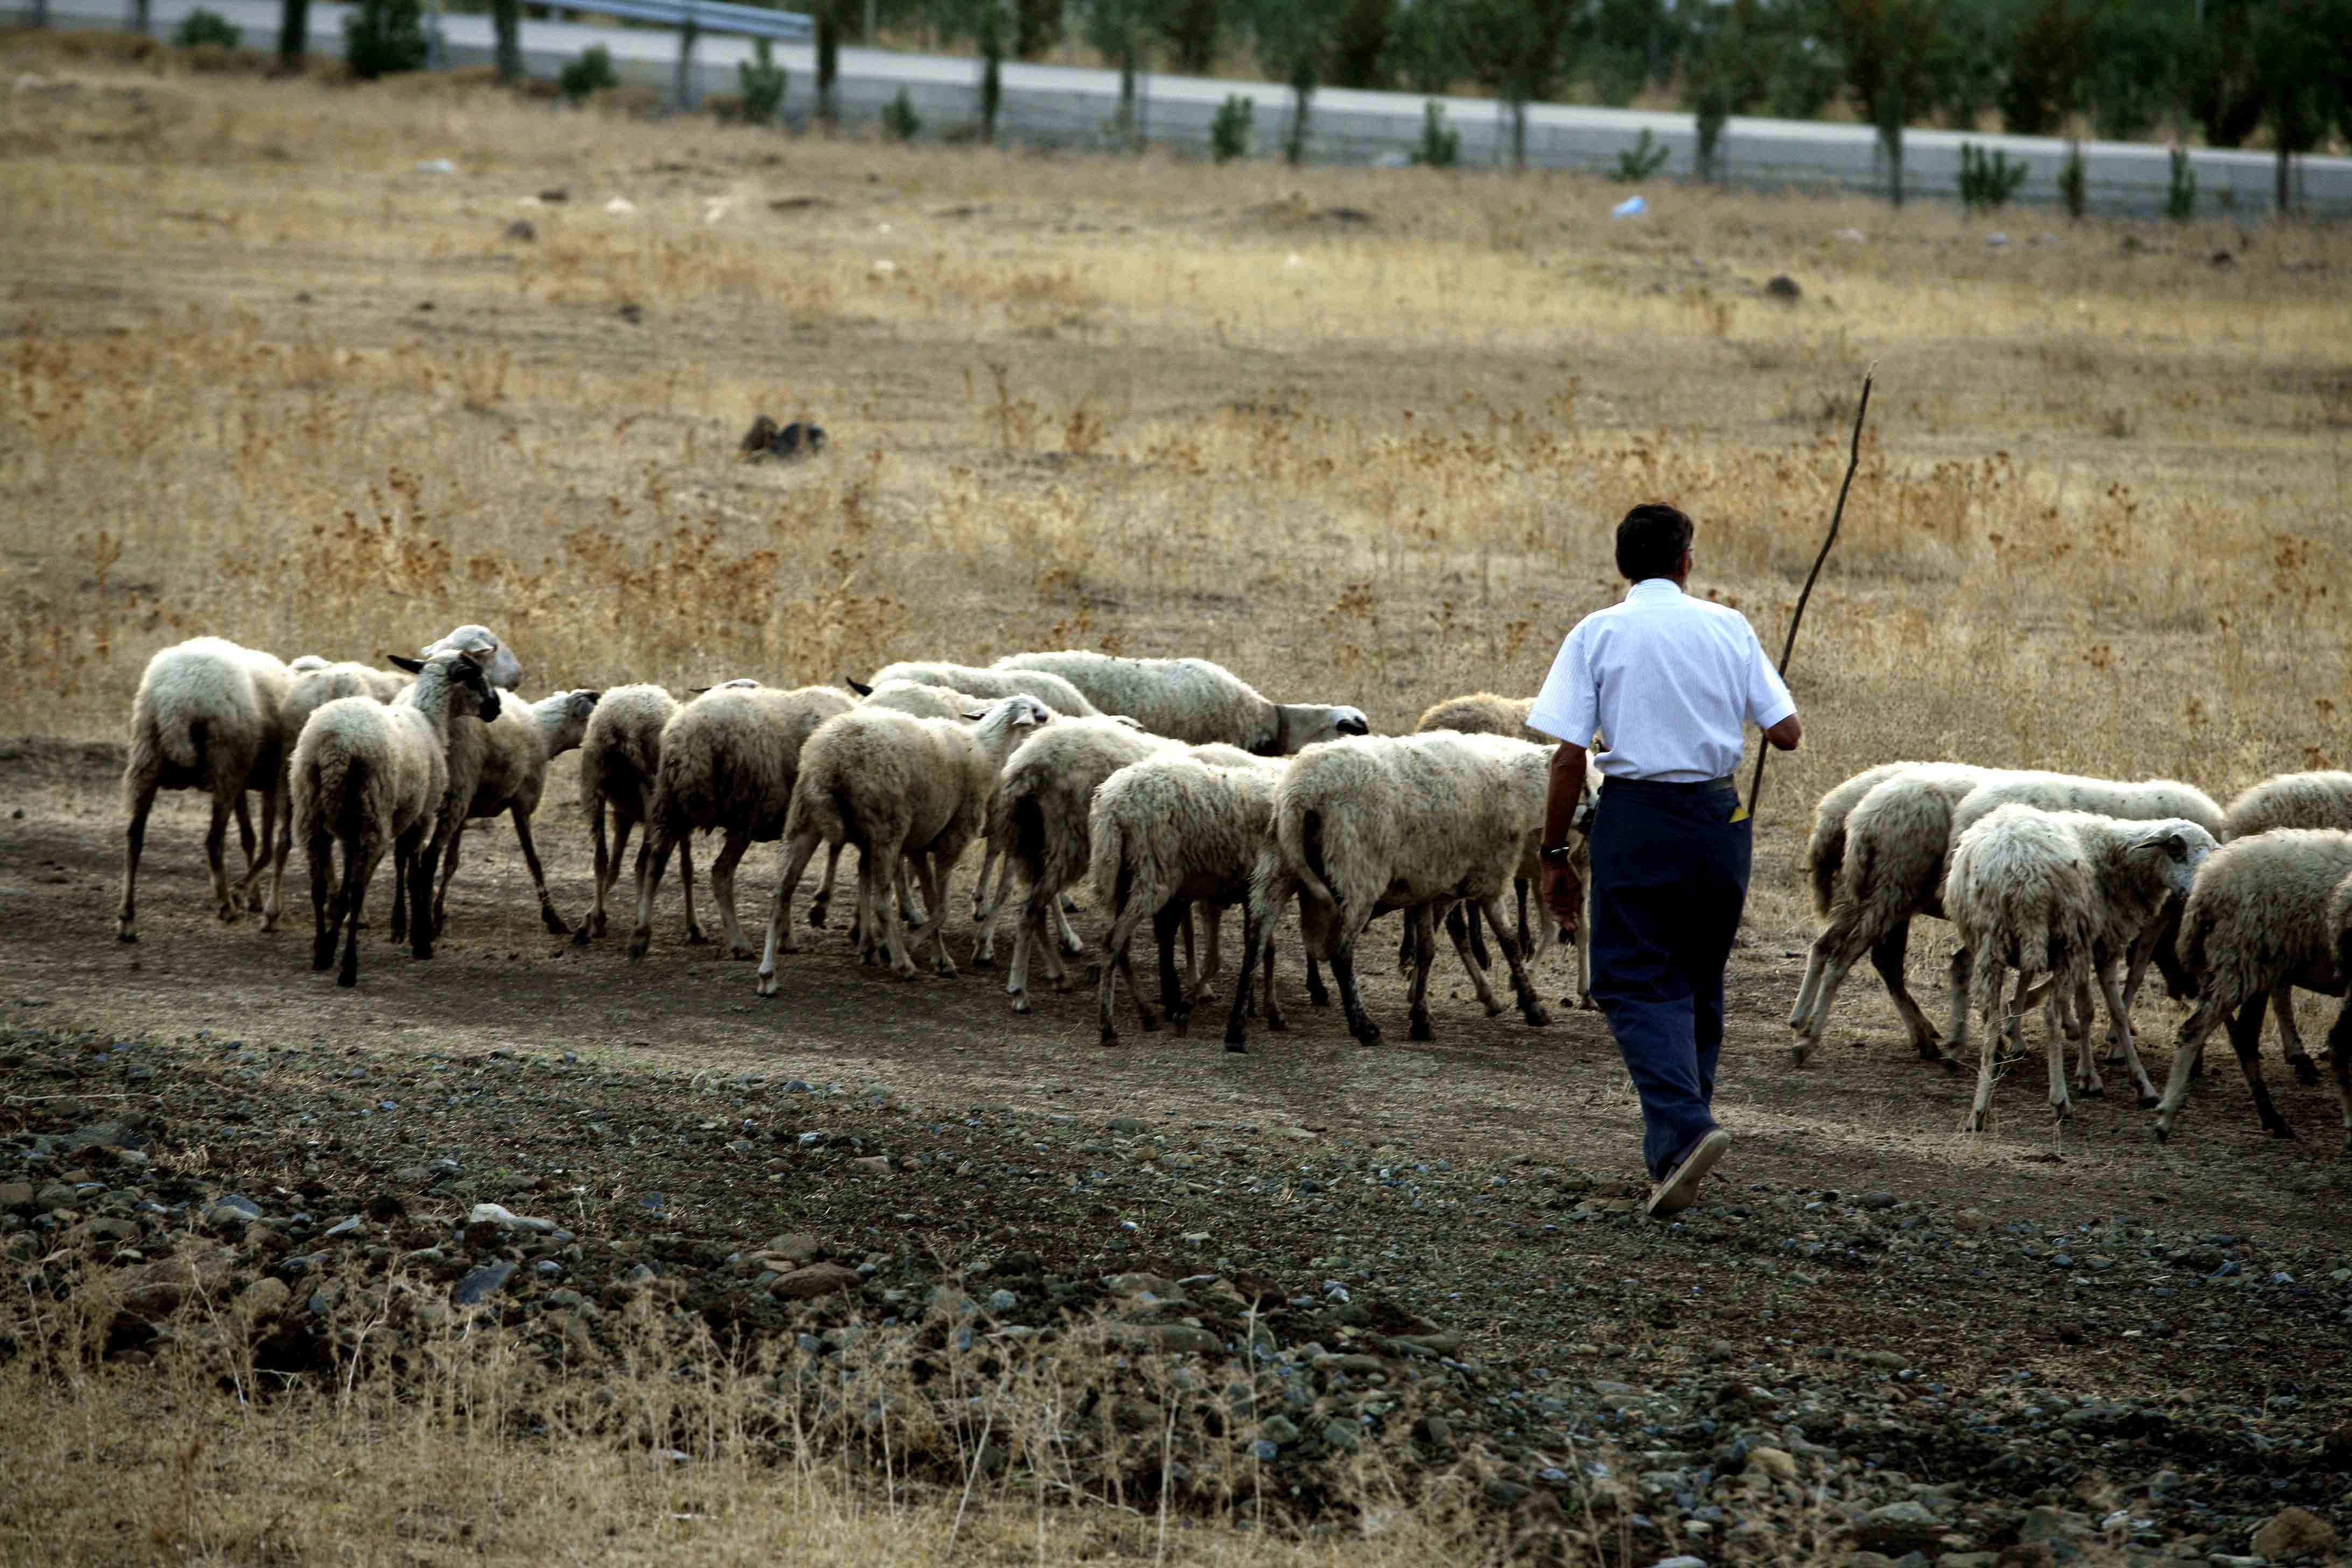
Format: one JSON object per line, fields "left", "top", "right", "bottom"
{"left": 4, "top": 1017, "right": 2347, "bottom": 1566}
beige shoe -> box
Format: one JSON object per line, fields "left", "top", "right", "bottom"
{"left": 1644, "top": 1128, "right": 1730, "bottom": 1219}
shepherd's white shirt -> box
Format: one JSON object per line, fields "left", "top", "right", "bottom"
{"left": 1527, "top": 579, "right": 1795, "bottom": 783}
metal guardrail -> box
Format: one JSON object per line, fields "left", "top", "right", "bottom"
{"left": 550, "top": 0, "right": 810, "bottom": 44}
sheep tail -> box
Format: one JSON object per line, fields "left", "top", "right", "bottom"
{"left": 1280, "top": 801, "right": 1336, "bottom": 908}
{"left": 1009, "top": 792, "right": 1047, "bottom": 880}
{"left": 1805, "top": 816, "right": 1843, "bottom": 921}
{"left": 1090, "top": 809, "right": 1126, "bottom": 911}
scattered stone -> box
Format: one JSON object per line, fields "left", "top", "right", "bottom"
{"left": 208, "top": 1193, "right": 263, "bottom": 1224}
{"left": 1953, "top": 1208, "right": 1993, "bottom": 1233}
{"left": 2252, "top": 1507, "right": 2336, "bottom": 1560}
{"left": 504, "top": 218, "right": 536, "bottom": 242}
{"left": 1857, "top": 1500, "right": 1945, "bottom": 1554}
{"left": 453, "top": 1260, "right": 516, "bottom": 1306}
{"left": 1765, "top": 275, "right": 1801, "bottom": 300}
{"left": 764, "top": 1232, "right": 822, "bottom": 1264}
{"left": 1858, "top": 1191, "right": 1897, "bottom": 1210}
{"left": 466, "top": 1202, "right": 556, "bottom": 1234}
{"left": 771, "top": 1264, "right": 860, "bottom": 1300}
{"left": 849, "top": 1156, "right": 891, "bottom": 1175}
{"left": 2, "top": 1181, "right": 39, "bottom": 1214}
{"left": 1745, "top": 1446, "right": 1797, "bottom": 1480}
{"left": 1258, "top": 1414, "right": 1300, "bottom": 1445}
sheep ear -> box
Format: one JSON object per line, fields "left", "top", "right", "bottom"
{"left": 1336, "top": 712, "right": 1370, "bottom": 736}
{"left": 846, "top": 676, "right": 874, "bottom": 696}
{"left": 964, "top": 707, "right": 990, "bottom": 721}
{"left": 387, "top": 654, "right": 426, "bottom": 674}
{"left": 2161, "top": 831, "right": 2188, "bottom": 860}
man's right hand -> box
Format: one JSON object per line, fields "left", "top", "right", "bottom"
{"left": 1542, "top": 861, "right": 1583, "bottom": 934}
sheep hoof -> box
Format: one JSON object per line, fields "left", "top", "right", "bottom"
{"left": 1223, "top": 1028, "right": 1249, "bottom": 1052}
{"left": 118, "top": 929, "right": 137, "bottom": 944}
{"left": 1788, "top": 1044, "right": 1811, "bottom": 1068}
{"left": 590, "top": 912, "right": 608, "bottom": 937}
{"left": 1138, "top": 1011, "right": 1160, "bottom": 1033}
{"left": 411, "top": 942, "right": 433, "bottom": 962}
{"left": 1100, "top": 1027, "right": 1118, "bottom": 1047}
{"left": 540, "top": 908, "right": 571, "bottom": 937}
{"left": 2138, "top": 1091, "right": 2160, "bottom": 1109}
{"left": 2266, "top": 1119, "right": 2297, "bottom": 1140}
{"left": 755, "top": 971, "right": 778, "bottom": 998}
{"left": 1522, "top": 1004, "right": 1551, "bottom": 1028}
{"left": 626, "top": 933, "right": 650, "bottom": 962}
{"left": 337, "top": 970, "right": 358, "bottom": 989}
{"left": 685, "top": 927, "right": 709, "bottom": 946}
{"left": 1060, "top": 934, "right": 1086, "bottom": 957}
{"left": 1265, "top": 1012, "right": 1287, "bottom": 1033}
{"left": 1354, "top": 1026, "right": 1382, "bottom": 1047}
{"left": 2152, "top": 1122, "right": 2172, "bottom": 1143}
{"left": 1009, "top": 995, "right": 1031, "bottom": 1015}
{"left": 1409, "top": 1014, "right": 1433, "bottom": 1043}
{"left": 312, "top": 939, "right": 334, "bottom": 971}
{"left": 570, "top": 926, "right": 592, "bottom": 948}
{"left": 970, "top": 951, "right": 995, "bottom": 971}
{"left": 2291, "top": 1056, "right": 2321, "bottom": 1088}
{"left": 2076, "top": 1082, "right": 2105, "bottom": 1099}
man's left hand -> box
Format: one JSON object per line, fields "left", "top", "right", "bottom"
{"left": 1542, "top": 861, "right": 1583, "bottom": 934}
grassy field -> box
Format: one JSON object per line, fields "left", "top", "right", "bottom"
{"left": 4, "top": 43, "right": 2352, "bottom": 1562}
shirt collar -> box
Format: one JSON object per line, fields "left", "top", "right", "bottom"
{"left": 1626, "top": 578, "right": 1684, "bottom": 601}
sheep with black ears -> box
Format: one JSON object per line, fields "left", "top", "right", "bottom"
{"left": 429, "top": 689, "right": 602, "bottom": 937}
{"left": 627, "top": 683, "right": 857, "bottom": 962}
{"left": 1086, "top": 750, "right": 1289, "bottom": 1044}
{"left": 1222, "top": 732, "right": 1553, "bottom": 1051}
{"left": 117, "top": 636, "right": 296, "bottom": 941}
{"left": 1942, "top": 805, "right": 2215, "bottom": 1128}
{"left": 289, "top": 649, "right": 502, "bottom": 987}
{"left": 2153, "top": 829, "right": 2352, "bottom": 1144}
{"left": 992, "top": 650, "right": 1369, "bottom": 753}
{"left": 857, "top": 663, "right": 1100, "bottom": 718}
{"left": 757, "top": 695, "right": 1054, "bottom": 987}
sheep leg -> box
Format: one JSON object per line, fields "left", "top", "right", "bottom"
{"left": 625, "top": 827, "right": 677, "bottom": 962}
{"left": 709, "top": 829, "right": 755, "bottom": 958}
{"left": 1095, "top": 868, "right": 1157, "bottom": 1045}
{"left": 1196, "top": 904, "right": 1223, "bottom": 1001}
{"left": 1258, "top": 913, "right": 1285, "bottom": 1032}
{"left": 309, "top": 825, "right": 337, "bottom": 972}
{"left": 204, "top": 792, "right": 237, "bottom": 923}
{"left": 972, "top": 852, "right": 1016, "bottom": 968}
{"left": 1056, "top": 896, "right": 1086, "bottom": 957}
{"left": 1864, "top": 926, "right": 1939, "bottom": 1060}
{"left": 678, "top": 833, "right": 708, "bottom": 944}
{"left": 1005, "top": 890, "right": 1038, "bottom": 1014}
{"left": 873, "top": 846, "right": 920, "bottom": 981}
{"left": 971, "top": 838, "right": 1000, "bottom": 924}
{"left": 907, "top": 853, "right": 959, "bottom": 977}
{"left": 2070, "top": 972, "right": 2106, "bottom": 1098}
{"left": 409, "top": 824, "right": 450, "bottom": 962}
{"left": 389, "top": 843, "right": 409, "bottom": 946}
{"left": 117, "top": 773, "right": 157, "bottom": 943}
{"left": 1224, "top": 876, "right": 1290, "bottom": 1051}
{"left": 2154, "top": 993, "right": 2239, "bottom": 1140}
{"left": 1964, "top": 956, "right": 2010, "bottom": 1134}
{"left": 1465, "top": 897, "right": 1492, "bottom": 971}
{"left": 1156, "top": 901, "right": 1191, "bottom": 1034}
{"left": 2097, "top": 961, "right": 2161, "bottom": 1107}
{"left": 2324, "top": 997, "right": 2352, "bottom": 1149}
{"left": 1178, "top": 902, "right": 1198, "bottom": 996}
{"left": 1304, "top": 954, "right": 1330, "bottom": 1009}
{"left": 235, "top": 788, "right": 269, "bottom": 912}
{"left": 811, "top": 843, "right": 844, "bottom": 933}
{"left": 341, "top": 832, "right": 393, "bottom": 989}
{"left": 1482, "top": 893, "right": 1552, "bottom": 1027}
{"left": 1406, "top": 906, "right": 1438, "bottom": 1042}
{"left": 1329, "top": 938, "right": 1380, "bottom": 1046}
{"left": 428, "top": 818, "right": 465, "bottom": 940}
{"left": 2271, "top": 984, "right": 2322, "bottom": 1086}
{"left": 1444, "top": 907, "right": 1507, "bottom": 1017}
{"left": 504, "top": 807, "right": 571, "bottom": 936}
{"left": 2225, "top": 996, "right": 2294, "bottom": 1138}
{"left": 583, "top": 800, "right": 613, "bottom": 944}
{"left": 2044, "top": 969, "right": 2076, "bottom": 1123}
{"left": 755, "top": 831, "right": 824, "bottom": 995}
{"left": 264, "top": 781, "right": 297, "bottom": 933}
{"left": 1789, "top": 920, "right": 1866, "bottom": 1065}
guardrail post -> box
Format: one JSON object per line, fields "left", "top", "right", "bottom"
{"left": 675, "top": 0, "right": 698, "bottom": 109}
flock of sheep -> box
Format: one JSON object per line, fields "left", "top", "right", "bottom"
{"left": 109, "top": 628, "right": 2352, "bottom": 1150}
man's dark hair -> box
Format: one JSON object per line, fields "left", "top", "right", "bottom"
{"left": 1615, "top": 503, "right": 1694, "bottom": 582}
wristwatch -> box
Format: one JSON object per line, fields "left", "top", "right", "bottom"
{"left": 1538, "top": 844, "right": 1576, "bottom": 866}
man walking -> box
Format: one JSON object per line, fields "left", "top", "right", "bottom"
{"left": 1528, "top": 504, "right": 1801, "bottom": 1218}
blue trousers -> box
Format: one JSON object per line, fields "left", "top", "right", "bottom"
{"left": 1587, "top": 778, "right": 1752, "bottom": 1180}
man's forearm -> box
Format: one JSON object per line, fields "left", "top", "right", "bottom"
{"left": 1543, "top": 742, "right": 1587, "bottom": 847}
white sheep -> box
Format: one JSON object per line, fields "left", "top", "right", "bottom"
{"left": 1787, "top": 763, "right": 1999, "bottom": 1064}
{"left": 1943, "top": 772, "right": 2224, "bottom": 1049}
{"left": 2152, "top": 829, "right": 2352, "bottom": 1143}
{"left": 1412, "top": 691, "right": 1592, "bottom": 1007}
{"left": 2309, "top": 875, "right": 2352, "bottom": 1147}
{"left": 992, "top": 650, "right": 1370, "bottom": 753}
{"left": 395, "top": 626, "right": 527, "bottom": 942}
{"left": 1086, "top": 750, "right": 1289, "bottom": 1044}
{"left": 261, "top": 660, "right": 414, "bottom": 931}
{"left": 858, "top": 663, "right": 1100, "bottom": 718}
{"left": 626, "top": 684, "right": 857, "bottom": 961}
{"left": 1942, "top": 806, "right": 2215, "bottom": 1128}
{"left": 578, "top": 684, "right": 698, "bottom": 947}
{"left": 1803, "top": 762, "right": 1930, "bottom": 922}
{"left": 2218, "top": 770, "right": 2352, "bottom": 1072}
{"left": 757, "top": 695, "right": 1054, "bottom": 987}
{"left": 1222, "top": 732, "right": 1553, "bottom": 1051}
{"left": 117, "top": 636, "right": 296, "bottom": 941}
{"left": 857, "top": 679, "right": 995, "bottom": 721}
{"left": 428, "top": 689, "right": 602, "bottom": 937}
{"left": 289, "top": 650, "right": 502, "bottom": 986}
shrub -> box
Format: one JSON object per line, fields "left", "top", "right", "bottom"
{"left": 1412, "top": 100, "right": 1457, "bottom": 167}
{"left": 1610, "top": 128, "right": 1669, "bottom": 183}
{"left": 1957, "top": 142, "right": 2028, "bottom": 210}
{"left": 1210, "top": 94, "right": 1252, "bottom": 163}
{"left": 558, "top": 44, "right": 618, "bottom": 105}
{"left": 738, "top": 37, "right": 786, "bottom": 124}
{"left": 880, "top": 87, "right": 920, "bottom": 141}
{"left": 345, "top": 0, "right": 429, "bottom": 80}
{"left": 2058, "top": 143, "right": 2086, "bottom": 219}
{"left": 173, "top": 9, "right": 240, "bottom": 49}
{"left": 2165, "top": 145, "right": 2196, "bottom": 221}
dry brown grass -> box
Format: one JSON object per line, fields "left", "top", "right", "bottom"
{"left": 3, "top": 45, "right": 2350, "bottom": 939}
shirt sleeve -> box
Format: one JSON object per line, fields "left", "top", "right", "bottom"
{"left": 1526, "top": 622, "right": 1599, "bottom": 747}
{"left": 1744, "top": 623, "right": 1797, "bottom": 730}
